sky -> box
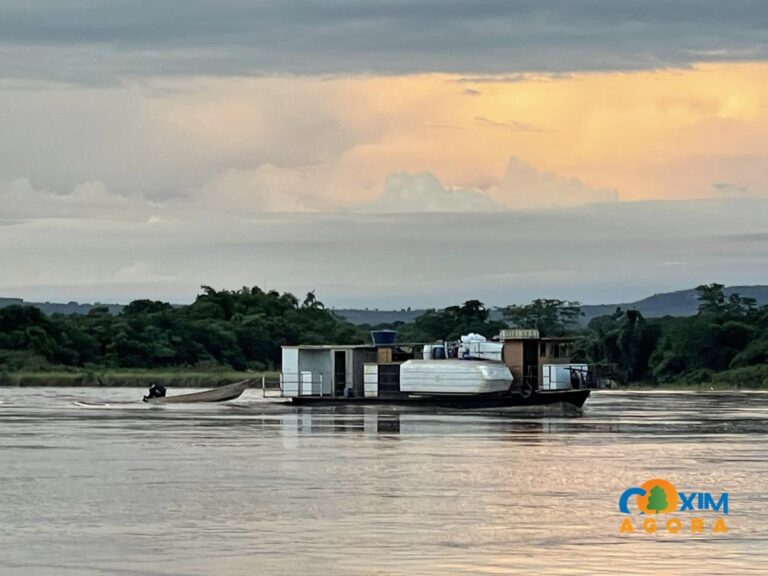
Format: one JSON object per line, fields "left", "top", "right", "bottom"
{"left": 1, "top": 1, "right": 767, "bottom": 308}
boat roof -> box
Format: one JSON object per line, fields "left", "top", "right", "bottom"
{"left": 282, "top": 344, "right": 376, "bottom": 351}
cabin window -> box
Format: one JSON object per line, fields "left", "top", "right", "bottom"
{"left": 539, "top": 342, "right": 572, "bottom": 358}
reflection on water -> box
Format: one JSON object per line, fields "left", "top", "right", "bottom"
{"left": 0, "top": 388, "right": 766, "bottom": 576}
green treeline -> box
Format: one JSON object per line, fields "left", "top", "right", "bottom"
{"left": 574, "top": 284, "right": 768, "bottom": 386}
{"left": 1, "top": 283, "right": 767, "bottom": 386}
{"left": 372, "top": 285, "right": 768, "bottom": 386}
{"left": 0, "top": 286, "right": 362, "bottom": 373}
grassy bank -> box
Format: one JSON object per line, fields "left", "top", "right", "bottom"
{"left": 3, "top": 365, "right": 767, "bottom": 390}
{"left": 621, "top": 365, "right": 768, "bottom": 390}
{"left": 0, "top": 368, "right": 280, "bottom": 388}
{"left": 624, "top": 382, "right": 768, "bottom": 391}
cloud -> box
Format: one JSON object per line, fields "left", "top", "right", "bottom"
{"left": 488, "top": 157, "right": 619, "bottom": 209}
{"left": 167, "top": 162, "right": 504, "bottom": 217}
{"left": 0, "top": 76, "right": 369, "bottom": 204}
{"left": 474, "top": 116, "right": 546, "bottom": 132}
{"left": 357, "top": 163, "right": 616, "bottom": 213}
{"left": 199, "top": 163, "right": 611, "bottom": 216}
{"left": 1, "top": 5, "right": 766, "bottom": 308}
{"left": 1, "top": 2, "right": 768, "bottom": 82}
{"left": 357, "top": 173, "right": 501, "bottom": 213}
{"left": 458, "top": 73, "right": 574, "bottom": 84}
{"left": 2, "top": 198, "right": 768, "bottom": 307}
{"left": 712, "top": 181, "right": 751, "bottom": 197}
{"left": 194, "top": 159, "right": 385, "bottom": 214}
{"left": 5, "top": 163, "right": 608, "bottom": 221}
{"left": 197, "top": 166, "right": 321, "bottom": 213}
{"left": 0, "top": 178, "right": 153, "bottom": 221}
{"left": 1, "top": 67, "right": 767, "bottom": 213}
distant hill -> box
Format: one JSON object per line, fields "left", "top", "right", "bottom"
{"left": 578, "top": 285, "right": 768, "bottom": 325}
{"left": 334, "top": 285, "right": 768, "bottom": 326}
{"left": 3, "top": 285, "right": 768, "bottom": 324}
{"left": 0, "top": 298, "right": 123, "bottom": 315}
{"left": 332, "top": 308, "right": 425, "bottom": 326}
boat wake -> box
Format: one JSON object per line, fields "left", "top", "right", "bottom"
{"left": 72, "top": 400, "right": 139, "bottom": 408}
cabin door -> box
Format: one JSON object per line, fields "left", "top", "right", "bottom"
{"left": 523, "top": 341, "right": 539, "bottom": 389}
{"left": 334, "top": 350, "right": 347, "bottom": 396}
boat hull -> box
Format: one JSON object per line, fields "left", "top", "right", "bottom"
{"left": 144, "top": 380, "right": 248, "bottom": 404}
{"left": 290, "top": 389, "right": 590, "bottom": 409}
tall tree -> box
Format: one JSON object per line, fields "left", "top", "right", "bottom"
{"left": 696, "top": 283, "right": 727, "bottom": 315}
{"left": 502, "top": 299, "right": 581, "bottom": 336}
{"left": 397, "top": 300, "right": 506, "bottom": 341}
{"left": 696, "top": 283, "right": 757, "bottom": 320}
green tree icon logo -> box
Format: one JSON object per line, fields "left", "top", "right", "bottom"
{"left": 646, "top": 485, "right": 668, "bottom": 513}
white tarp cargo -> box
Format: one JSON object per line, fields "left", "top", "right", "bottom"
{"left": 458, "top": 333, "right": 503, "bottom": 361}
{"left": 399, "top": 360, "right": 512, "bottom": 394}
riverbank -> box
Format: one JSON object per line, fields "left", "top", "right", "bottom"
{"left": 622, "top": 365, "right": 768, "bottom": 390}
{"left": 624, "top": 382, "right": 768, "bottom": 391}
{"left": 0, "top": 369, "right": 280, "bottom": 388}
{"left": 2, "top": 365, "right": 766, "bottom": 390}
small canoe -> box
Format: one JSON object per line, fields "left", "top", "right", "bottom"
{"left": 143, "top": 380, "right": 249, "bottom": 404}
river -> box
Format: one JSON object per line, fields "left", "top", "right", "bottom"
{"left": 1, "top": 388, "right": 766, "bottom": 575}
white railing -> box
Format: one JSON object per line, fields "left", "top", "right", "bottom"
{"left": 280, "top": 372, "right": 326, "bottom": 397}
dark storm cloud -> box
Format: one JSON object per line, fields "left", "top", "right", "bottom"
{"left": 0, "top": 1, "right": 767, "bottom": 81}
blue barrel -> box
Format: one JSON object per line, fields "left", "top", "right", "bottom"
{"left": 370, "top": 330, "right": 397, "bottom": 346}
{"left": 432, "top": 346, "right": 446, "bottom": 359}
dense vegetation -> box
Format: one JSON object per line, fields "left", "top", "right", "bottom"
{"left": 394, "top": 300, "right": 507, "bottom": 342}
{"left": 0, "top": 286, "right": 362, "bottom": 374}
{"left": 1, "top": 283, "right": 767, "bottom": 387}
{"left": 574, "top": 284, "right": 768, "bottom": 386}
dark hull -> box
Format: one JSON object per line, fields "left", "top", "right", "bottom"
{"left": 291, "top": 389, "right": 591, "bottom": 409}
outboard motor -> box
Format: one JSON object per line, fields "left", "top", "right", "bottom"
{"left": 143, "top": 383, "right": 166, "bottom": 401}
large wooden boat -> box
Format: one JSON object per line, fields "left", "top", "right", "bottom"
{"left": 143, "top": 380, "right": 248, "bottom": 404}
{"left": 280, "top": 330, "right": 602, "bottom": 409}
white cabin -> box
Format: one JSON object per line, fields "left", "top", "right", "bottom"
{"left": 281, "top": 345, "right": 377, "bottom": 398}
{"left": 281, "top": 344, "right": 512, "bottom": 399}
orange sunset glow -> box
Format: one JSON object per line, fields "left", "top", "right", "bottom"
{"left": 1, "top": 1, "right": 767, "bottom": 305}
{"left": 140, "top": 62, "right": 768, "bottom": 211}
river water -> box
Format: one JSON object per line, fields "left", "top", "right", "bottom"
{"left": 0, "top": 388, "right": 766, "bottom": 575}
